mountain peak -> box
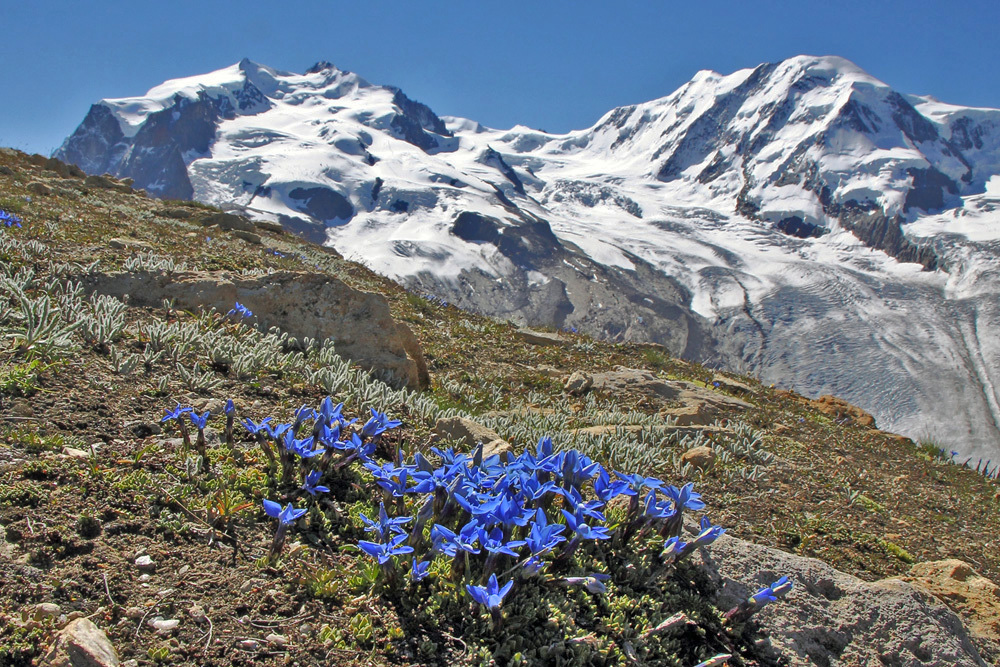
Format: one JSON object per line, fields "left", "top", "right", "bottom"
{"left": 306, "top": 60, "right": 337, "bottom": 74}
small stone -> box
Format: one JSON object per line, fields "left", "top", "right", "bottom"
{"left": 188, "top": 604, "right": 206, "bottom": 623}
{"left": 33, "top": 602, "right": 61, "bottom": 621}
{"left": 125, "top": 607, "right": 145, "bottom": 620}
{"left": 265, "top": 633, "right": 287, "bottom": 646}
{"left": 134, "top": 555, "right": 155, "bottom": 572}
{"left": 238, "top": 639, "right": 259, "bottom": 651}
{"left": 148, "top": 617, "right": 179, "bottom": 634}
{"left": 178, "top": 564, "right": 190, "bottom": 576}
{"left": 680, "top": 445, "right": 716, "bottom": 471}
{"left": 299, "top": 623, "right": 312, "bottom": 635}
{"left": 66, "top": 611, "right": 85, "bottom": 622}
{"left": 564, "top": 371, "right": 593, "bottom": 396}
{"left": 138, "top": 574, "right": 151, "bottom": 583}
{"left": 62, "top": 447, "right": 91, "bottom": 459}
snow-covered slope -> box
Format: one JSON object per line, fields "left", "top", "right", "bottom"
{"left": 56, "top": 55, "right": 1000, "bottom": 458}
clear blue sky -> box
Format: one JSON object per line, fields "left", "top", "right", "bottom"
{"left": 4, "top": 0, "right": 999, "bottom": 155}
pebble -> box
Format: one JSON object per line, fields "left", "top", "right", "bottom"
{"left": 265, "top": 633, "right": 287, "bottom": 646}
{"left": 126, "top": 606, "right": 145, "bottom": 620}
{"left": 178, "top": 564, "right": 190, "bottom": 576}
{"left": 148, "top": 617, "right": 179, "bottom": 634}
{"left": 33, "top": 602, "right": 61, "bottom": 621}
{"left": 66, "top": 611, "right": 85, "bottom": 622}
{"left": 135, "top": 555, "right": 155, "bottom": 572}
{"left": 238, "top": 639, "right": 259, "bottom": 651}
{"left": 188, "top": 604, "right": 207, "bottom": 623}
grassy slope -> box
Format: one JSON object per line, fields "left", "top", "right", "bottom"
{"left": 0, "top": 148, "right": 997, "bottom": 666}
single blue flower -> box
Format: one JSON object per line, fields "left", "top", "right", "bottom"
{"left": 361, "top": 408, "right": 401, "bottom": 438}
{"left": 242, "top": 416, "right": 272, "bottom": 436}
{"left": 524, "top": 508, "right": 567, "bottom": 555}
{"left": 317, "top": 397, "right": 344, "bottom": 425}
{"left": 663, "top": 483, "right": 706, "bottom": 513}
{"left": 749, "top": 576, "right": 793, "bottom": 606}
{"left": 359, "top": 502, "right": 411, "bottom": 541}
{"left": 593, "top": 468, "right": 631, "bottom": 503}
{"left": 481, "top": 527, "right": 525, "bottom": 557}
{"left": 224, "top": 399, "right": 235, "bottom": 416}
{"left": 358, "top": 533, "right": 414, "bottom": 565}
{"left": 561, "top": 507, "right": 611, "bottom": 541}
{"left": 262, "top": 499, "right": 307, "bottom": 526}
{"left": 302, "top": 470, "right": 330, "bottom": 496}
{"left": 161, "top": 404, "right": 192, "bottom": 423}
{"left": 466, "top": 573, "right": 514, "bottom": 609}
{"left": 410, "top": 558, "right": 431, "bottom": 582}
{"left": 691, "top": 515, "right": 726, "bottom": 547}
{"left": 189, "top": 410, "right": 210, "bottom": 430}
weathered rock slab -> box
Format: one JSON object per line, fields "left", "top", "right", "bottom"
{"left": 590, "top": 367, "right": 752, "bottom": 412}
{"left": 695, "top": 536, "right": 986, "bottom": 666}
{"left": 79, "top": 270, "right": 428, "bottom": 389}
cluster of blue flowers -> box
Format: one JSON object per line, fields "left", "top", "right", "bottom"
{"left": 0, "top": 209, "right": 22, "bottom": 228}
{"left": 159, "top": 395, "right": 794, "bottom": 632}
{"left": 355, "top": 435, "right": 735, "bottom": 623}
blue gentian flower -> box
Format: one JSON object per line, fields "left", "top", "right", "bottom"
{"left": 189, "top": 410, "right": 210, "bottom": 430}
{"left": 361, "top": 409, "right": 401, "bottom": 438}
{"left": 224, "top": 399, "right": 235, "bottom": 416}
{"left": 691, "top": 516, "right": 726, "bottom": 547}
{"left": 242, "top": 416, "right": 272, "bottom": 436}
{"left": 749, "top": 576, "right": 793, "bottom": 606}
{"left": 302, "top": 470, "right": 330, "bottom": 496}
{"left": 561, "top": 507, "right": 611, "bottom": 541}
{"left": 410, "top": 557, "right": 431, "bottom": 582}
{"left": 262, "top": 499, "right": 307, "bottom": 526}
{"left": 360, "top": 502, "right": 411, "bottom": 541}
{"left": 161, "top": 404, "right": 192, "bottom": 423}
{"left": 358, "top": 534, "right": 414, "bottom": 565}
{"left": 0, "top": 210, "right": 22, "bottom": 228}
{"left": 663, "top": 483, "right": 706, "bottom": 512}
{"left": 228, "top": 302, "right": 253, "bottom": 318}
{"left": 524, "top": 508, "right": 567, "bottom": 555}
{"left": 466, "top": 573, "right": 514, "bottom": 609}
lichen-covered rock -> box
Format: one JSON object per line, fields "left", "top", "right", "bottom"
{"left": 680, "top": 445, "right": 715, "bottom": 470}
{"left": 564, "top": 371, "right": 593, "bottom": 395}
{"left": 810, "top": 394, "right": 877, "bottom": 427}
{"left": 901, "top": 559, "right": 1000, "bottom": 661}
{"left": 695, "top": 536, "right": 986, "bottom": 666}
{"left": 43, "top": 617, "right": 119, "bottom": 667}
{"left": 79, "top": 270, "right": 428, "bottom": 389}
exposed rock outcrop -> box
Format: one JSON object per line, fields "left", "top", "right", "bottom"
{"left": 79, "top": 270, "right": 428, "bottom": 389}
{"left": 697, "top": 536, "right": 987, "bottom": 666}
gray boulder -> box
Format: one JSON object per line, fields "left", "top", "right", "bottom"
{"left": 695, "top": 535, "right": 986, "bottom": 666}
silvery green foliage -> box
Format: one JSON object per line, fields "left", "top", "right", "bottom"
{"left": 142, "top": 344, "right": 163, "bottom": 370}
{"left": 109, "top": 345, "right": 140, "bottom": 375}
{"left": 5, "top": 292, "right": 82, "bottom": 358}
{"left": 79, "top": 293, "right": 128, "bottom": 347}
{"left": 123, "top": 251, "right": 187, "bottom": 273}
{"left": 176, "top": 361, "right": 223, "bottom": 393}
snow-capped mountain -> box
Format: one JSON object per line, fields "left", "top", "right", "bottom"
{"left": 56, "top": 56, "right": 1000, "bottom": 458}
